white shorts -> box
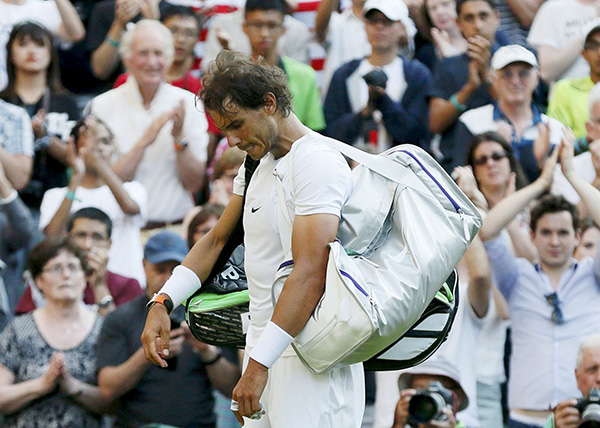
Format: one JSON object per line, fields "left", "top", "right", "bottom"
{"left": 242, "top": 348, "right": 365, "bottom": 428}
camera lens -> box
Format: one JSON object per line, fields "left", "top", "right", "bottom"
{"left": 580, "top": 403, "right": 600, "bottom": 428}
{"left": 409, "top": 395, "right": 438, "bottom": 423}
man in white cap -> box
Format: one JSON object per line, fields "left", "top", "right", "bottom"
{"left": 323, "top": 0, "right": 433, "bottom": 152}
{"left": 454, "top": 44, "right": 565, "bottom": 182}
{"left": 392, "top": 357, "right": 470, "bottom": 428}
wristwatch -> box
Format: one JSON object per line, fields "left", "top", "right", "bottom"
{"left": 98, "top": 295, "right": 114, "bottom": 309}
{"left": 147, "top": 293, "right": 174, "bottom": 314}
{"left": 174, "top": 139, "right": 189, "bottom": 152}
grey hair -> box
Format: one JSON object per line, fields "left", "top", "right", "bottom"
{"left": 589, "top": 82, "right": 600, "bottom": 114}
{"left": 576, "top": 333, "right": 600, "bottom": 369}
{"left": 119, "top": 19, "right": 174, "bottom": 62}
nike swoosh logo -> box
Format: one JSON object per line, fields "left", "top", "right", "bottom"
{"left": 251, "top": 206, "right": 261, "bottom": 213}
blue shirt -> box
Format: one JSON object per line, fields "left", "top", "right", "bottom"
{"left": 484, "top": 234, "right": 600, "bottom": 411}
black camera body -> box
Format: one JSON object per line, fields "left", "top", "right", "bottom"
{"left": 362, "top": 69, "right": 388, "bottom": 89}
{"left": 577, "top": 388, "right": 600, "bottom": 428}
{"left": 408, "top": 380, "right": 455, "bottom": 425}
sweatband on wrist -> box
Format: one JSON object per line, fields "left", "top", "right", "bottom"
{"left": 249, "top": 321, "right": 294, "bottom": 369}
{"left": 105, "top": 36, "right": 120, "bottom": 47}
{"left": 158, "top": 264, "right": 201, "bottom": 308}
{"left": 449, "top": 94, "right": 467, "bottom": 113}
{"left": 574, "top": 136, "right": 590, "bottom": 155}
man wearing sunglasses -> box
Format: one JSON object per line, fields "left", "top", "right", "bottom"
{"left": 478, "top": 134, "right": 600, "bottom": 428}
{"left": 454, "top": 44, "right": 565, "bottom": 183}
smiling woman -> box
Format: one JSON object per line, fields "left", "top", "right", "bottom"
{"left": 0, "top": 237, "right": 108, "bottom": 428}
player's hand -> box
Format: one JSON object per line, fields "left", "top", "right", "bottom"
{"left": 231, "top": 358, "right": 268, "bottom": 426}
{"left": 141, "top": 302, "right": 171, "bottom": 368}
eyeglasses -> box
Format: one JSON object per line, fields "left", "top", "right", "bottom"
{"left": 42, "top": 262, "right": 83, "bottom": 276}
{"left": 497, "top": 69, "right": 534, "bottom": 81}
{"left": 473, "top": 150, "right": 508, "bottom": 166}
{"left": 545, "top": 292, "right": 566, "bottom": 325}
{"left": 168, "top": 27, "right": 198, "bottom": 39}
{"left": 244, "top": 21, "right": 284, "bottom": 32}
{"left": 365, "top": 16, "right": 395, "bottom": 27}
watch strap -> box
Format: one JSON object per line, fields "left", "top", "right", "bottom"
{"left": 147, "top": 293, "right": 174, "bottom": 314}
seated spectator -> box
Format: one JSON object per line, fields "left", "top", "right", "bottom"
{"left": 87, "top": 0, "right": 168, "bottom": 81}
{"left": 0, "top": 237, "right": 108, "bottom": 427}
{"left": 479, "top": 132, "right": 600, "bottom": 428}
{"left": 242, "top": 0, "right": 325, "bottom": 131}
{"left": 454, "top": 45, "right": 565, "bottom": 182}
{"left": 428, "top": 0, "right": 503, "bottom": 172}
{"left": 0, "top": 98, "right": 33, "bottom": 192}
{"left": 208, "top": 146, "right": 245, "bottom": 206}
{"left": 574, "top": 217, "right": 600, "bottom": 261}
{"left": 324, "top": 0, "right": 433, "bottom": 151}
{"left": 0, "top": 22, "right": 80, "bottom": 226}
{"left": 0, "top": 0, "right": 85, "bottom": 90}
{"left": 392, "top": 357, "right": 470, "bottom": 428}
{"left": 86, "top": 20, "right": 209, "bottom": 238}
{"left": 543, "top": 334, "right": 600, "bottom": 428}
{"left": 527, "top": 0, "right": 599, "bottom": 84}
{"left": 201, "top": 0, "right": 312, "bottom": 71}
{"left": 183, "top": 202, "right": 225, "bottom": 249}
{"left": 39, "top": 116, "right": 147, "bottom": 283}
{"left": 16, "top": 207, "right": 143, "bottom": 316}
{"left": 0, "top": 158, "right": 33, "bottom": 331}
{"left": 548, "top": 21, "right": 600, "bottom": 148}
{"left": 96, "top": 231, "right": 241, "bottom": 428}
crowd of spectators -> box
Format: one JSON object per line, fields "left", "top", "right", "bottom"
{"left": 1, "top": 0, "right": 600, "bottom": 427}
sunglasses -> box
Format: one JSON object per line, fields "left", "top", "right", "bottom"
{"left": 473, "top": 150, "right": 508, "bottom": 166}
{"left": 545, "top": 292, "right": 566, "bottom": 325}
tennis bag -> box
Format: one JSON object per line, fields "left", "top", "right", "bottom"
{"left": 273, "top": 141, "right": 482, "bottom": 375}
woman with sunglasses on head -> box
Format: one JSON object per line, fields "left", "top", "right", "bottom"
{"left": 0, "top": 237, "right": 108, "bottom": 427}
{"left": 0, "top": 22, "right": 80, "bottom": 229}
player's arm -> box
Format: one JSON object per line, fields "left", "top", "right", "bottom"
{"left": 140, "top": 194, "right": 243, "bottom": 367}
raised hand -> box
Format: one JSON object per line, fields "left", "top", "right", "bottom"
{"left": 32, "top": 109, "right": 47, "bottom": 140}
{"left": 533, "top": 122, "right": 551, "bottom": 169}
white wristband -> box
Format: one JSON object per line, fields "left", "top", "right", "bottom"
{"left": 249, "top": 321, "right": 294, "bottom": 369}
{"left": 158, "top": 265, "right": 201, "bottom": 308}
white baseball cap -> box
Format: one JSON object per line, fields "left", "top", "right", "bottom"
{"left": 491, "top": 44, "right": 538, "bottom": 71}
{"left": 363, "top": 0, "right": 409, "bottom": 22}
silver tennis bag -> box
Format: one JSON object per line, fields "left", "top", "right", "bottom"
{"left": 273, "top": 139, "right": 482, "bottom": 375}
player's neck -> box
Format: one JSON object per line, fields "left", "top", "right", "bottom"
{"left": 272, "top": 113, "right": 309, "bottom": 159}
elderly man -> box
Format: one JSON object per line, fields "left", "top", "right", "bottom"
{"left": 544, "top": 334, "right": 600, "bottom": 428}
{"left": 454, "top": 45, "right": 565, "bottom": 182}
{"left": 87, "top": 19, "right": 208, "bottom": 234}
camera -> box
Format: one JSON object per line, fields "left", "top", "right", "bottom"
{"left": 408, "top": 381, "right": 455, "bottom": 424}
{"left": 577, "top": 388, "right": 600, "bottom": 428}
{"left": 362, "top": 69, "right": 388, "bottom": 89}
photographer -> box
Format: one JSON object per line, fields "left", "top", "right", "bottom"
{"left": 323, "top": 0, "right": 432, "bottom": 152}
{"left": 392, "top": 357, "right": 469, "bottom": 428}
{"left": 544, "top": 334, "right": 600, "bottom": 428}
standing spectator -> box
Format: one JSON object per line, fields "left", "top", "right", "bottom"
{"left": 0, "top": 22, "right": 80, "bottom": 229}
{"left": 548, "top": 21, "right": 600, "bottom": 147}
{"left": 314, "top": 0, "right": 370, "bottom": 97}
{"left": 454, "top": 45, "right": 565, "bottom": 182}
{"left": 87, "top": 20, "right": 209, "bottom": 237}
{"left": 495, "top": 0, "right": 543, "bottom": 47}
{"left": 96, "top": 231, "right": 240, "bottom": 428}
{"left": 88, "top": 0, "right": 166, "bottom": 82}
{"left": 0, "top": 159, "right": 33, "bottom": 331}
{"left": 243, "top": 0, "right": 325, "bottom": 131}
{"left": 16, "top": 207, "right": 144, "bottom": 316}
{"left": 0, "top": 0, "right": 85, "bottom": 90}
{"left": 428, "top": 0, "right": 502, "bottom": 173}
{"left": 0, "top": 98, "right": 33, "bottom": 192}
{"left": 324, "top": 0, "right": 433, "bottom": 151}
{"left": 479, "top": 133, "right": 600, "bottom": 428}
{"left": 527, "top": 0, "right": 598, "bottom": 84}
{"left": 201, "top": 0, "right": 312, "bottom": 71}
{"left": 0, "top": 237, "right": 108, "bottom": 427}
{"left": 39, "top": 116, "right": 147, "bottom": 283}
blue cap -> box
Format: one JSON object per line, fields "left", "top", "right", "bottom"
{"left": 144, "top": 231, "right": 188, "bottom": 264}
